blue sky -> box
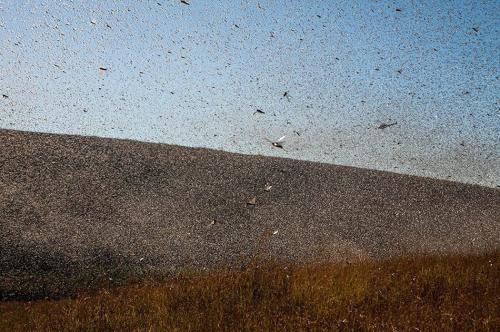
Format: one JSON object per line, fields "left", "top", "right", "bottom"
{"left": 0, "top": 0, "right": 498, "bottom": 187}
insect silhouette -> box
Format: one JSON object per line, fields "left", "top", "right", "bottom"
{"left": 378, "top": 122, "right": 398, "bottom": 130}
{"left": 266, "top": 135, "right": 286, "bottom": 149}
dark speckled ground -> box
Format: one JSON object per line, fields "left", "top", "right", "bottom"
{"left": 1, "top": 129, "right": 499, "bottom": 299}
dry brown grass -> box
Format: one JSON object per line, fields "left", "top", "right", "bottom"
{"left": 1, "top": 252, "right": 498, "bottom": 331}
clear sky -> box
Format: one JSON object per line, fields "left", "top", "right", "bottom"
{"left": 0, "top": 0, "right": 498, "bottom": 187}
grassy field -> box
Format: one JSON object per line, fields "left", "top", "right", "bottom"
{"left": 1, "top": 252, "right": 498, "bottom": 331}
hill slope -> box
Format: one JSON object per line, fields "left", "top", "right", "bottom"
{"left": 1, "top": 129, "right": 499, "bottom": 297}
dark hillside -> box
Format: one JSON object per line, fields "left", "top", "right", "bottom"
{"left": 0, "top": 129, "right": 498, "bottom": 298}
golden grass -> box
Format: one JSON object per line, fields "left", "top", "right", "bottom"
{"left": 1, "top": 252, "right": 498, "bottom": 331}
